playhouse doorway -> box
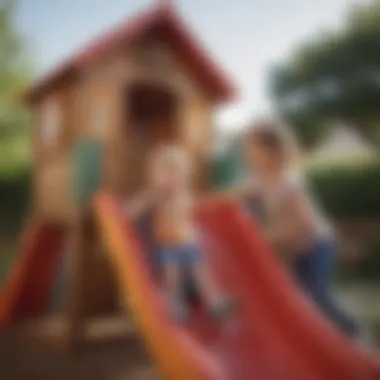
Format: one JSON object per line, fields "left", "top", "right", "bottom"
{"left": 124, "top": 83, "right": 179, "bottom": 193}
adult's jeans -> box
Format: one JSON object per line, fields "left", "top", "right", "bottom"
{"left": 294, "top": 239, "right": 360, "bottom": 337}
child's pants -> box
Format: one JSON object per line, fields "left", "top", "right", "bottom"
{"left": 293, "top": 238, "right": 360, "bottom": 337}
{"left": 159, "top": 244, "right": 201, "bottom": 303}
{"left": 159, "top": 244, "right": 201, "bottom": 267}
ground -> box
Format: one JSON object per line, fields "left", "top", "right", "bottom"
{"left": 338, "top": 283, "right": 380, "bottom": 347}
{"left": 0, "top": 337, "right": 156, "bottom": 380}
{"left": 0, "top": 285, "right": 378, "bottom": 380}
{"left": 0, "top": 232, "right": 378, "bottom": 380}
{"left": 0, "top": 317, "right": 157, "bottom": 380}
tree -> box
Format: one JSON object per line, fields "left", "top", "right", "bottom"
{"left": 0, "top": 0, "right": 31, "bottom": 137}
{"left": 0, "top": 0, "right": 32, "bottom": 173}
{"left": 269, "top": 0, "right": 380, "bottom": 147}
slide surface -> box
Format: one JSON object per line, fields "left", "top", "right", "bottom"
{"left": 198, "top": 199, "right": 380, "bottom": 380}
{"left": 0, "top": 224, "right": 65, "bottom": 327}
{"left": 95, "top": 192, "right": 380, "bottom": 380}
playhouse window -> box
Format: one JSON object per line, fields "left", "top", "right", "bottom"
{"left": 41, "top": 99, "right": 61, "bottom": 145}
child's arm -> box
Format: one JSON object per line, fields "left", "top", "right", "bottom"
{"left": 267, "top": 188, "right": 315, "bottom": 251}
{"left": 286, "top": 188, "right": 315, "bottom": 235}
{"left": 123, "top": 190, "right": 156, "bottom": 219}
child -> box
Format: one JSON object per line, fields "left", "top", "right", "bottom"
{"left": 239, "top": 121, "right": 361, "bottom": 338}
{"left": 125, "top": 144, "right": 232, "bottom": 322}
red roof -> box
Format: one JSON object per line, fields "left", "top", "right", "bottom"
{"left": 27, "top": 2, "right": 237, "bottom": 103}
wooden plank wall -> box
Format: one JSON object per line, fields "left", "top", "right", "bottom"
{"left": 32, "top": 81, "right": 78, "bottom": 223}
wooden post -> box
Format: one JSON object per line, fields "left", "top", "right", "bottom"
{"left": 86, "top": 215, "right": 119, "bottom": 316}
{"left": 65, "top": 210, "right": 91, "bottom": 350}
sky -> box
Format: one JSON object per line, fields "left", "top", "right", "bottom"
{"left": 16, "top": 0, "right": 359, "bottom": 130}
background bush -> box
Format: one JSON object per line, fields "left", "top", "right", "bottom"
{"left": 0, "top": 170, "right": 31, "bottom": 235}
{"left": 356, "top": 235, "right": 380, "bottom": 280}
{"left": 306, "top": 159, "right": 380, "bottom": 219}
{"left": 307, "top": 159, "right": 380, "bottom": 281}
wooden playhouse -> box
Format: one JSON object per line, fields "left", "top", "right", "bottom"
{"left": 22, "top": 0, "right": 236, "bottom": 347}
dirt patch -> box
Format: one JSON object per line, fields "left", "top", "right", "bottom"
{"left": 0, "top": 328, "right": 157, "bottom": 380}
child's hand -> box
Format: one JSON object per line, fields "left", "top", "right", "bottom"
{"left": 124, "top": 189, "right": 159, "bottom": 219}
{"left": 149, "top": 187, "right": 175, "bottom": 204}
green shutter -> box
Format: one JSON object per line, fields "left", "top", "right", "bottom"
{"left": 71, "top": 141, "right": 103, "bottom": 206}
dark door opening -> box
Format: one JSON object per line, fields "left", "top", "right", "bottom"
{"left": 127, "top": 83, "right": 178, "bottom": 143}
{"left": 124, "top": 83, "right": 179, "bottom": 193}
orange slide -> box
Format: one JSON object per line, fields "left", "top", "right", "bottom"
{"left": 0, "top": 224, "right": 65, "bottom": 327}
{"left": 95, "top": 192, "right": 380, "bottom": 380}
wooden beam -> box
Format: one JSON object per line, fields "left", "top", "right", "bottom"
{"left": 65, "top": 210, "right": 91, "bottom": 350}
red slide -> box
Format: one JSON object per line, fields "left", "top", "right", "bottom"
{"left": 96, "top": 192, "right": 380, "bottom": 380}
{"left": 0, "top": 224, "right": 65, "bottom": 327}
{"left": 197, "top": 198, "right": 380, "bottom": 380}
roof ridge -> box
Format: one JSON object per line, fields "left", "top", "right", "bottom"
{"left": 26, "top": 1, "right": 236, "bottom": 104}
{"left": 74, "top": 4, "right": 168, "bottom": 66}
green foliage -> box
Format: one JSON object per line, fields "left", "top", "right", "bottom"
{"left": 357, "top": 236, "right": 380, "bottom": 280}
{"left": 0, "top": 168, "right": 30, "bottom": 234}
{"left": 0, "top": 0, "right": 31, "bottom": 140}
{"left": 0, "top": 0, "right": 31, "bottom": 237}
{"left": 0, "top": 133, "right": 30, "bottom": 175}
{"left": 306, "top": 159, "right": 380, "bottom": 218}
{"left": 211, "top": 145, "right": 243, "bottom": 189}
{"left": 0, "top": 0, "right": 31, "bottom": 280}
{"left": 270, "top": 0, "right": 380, "bottom": 146}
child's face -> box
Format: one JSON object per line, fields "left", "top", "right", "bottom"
{"left": 245, "top": 140, "right": 283, "bottom": 175}
{"left": 149, "top": 158, "right": 190, "bottom": 193}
